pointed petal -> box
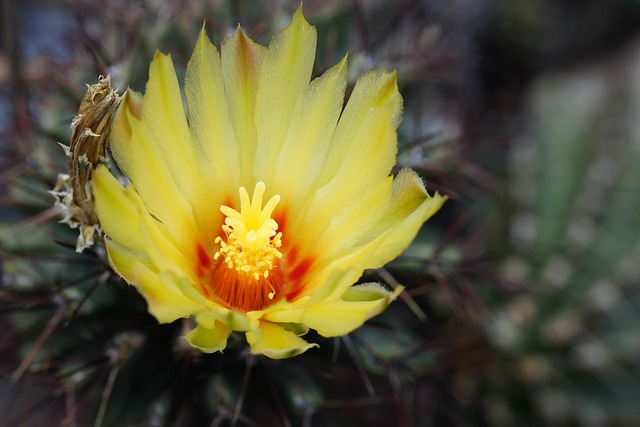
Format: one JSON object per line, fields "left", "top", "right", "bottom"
{"left": 302, "top": 283, "right": 403, "bottom": 337}
{"left": 110, "top": 89, "right": 142, "bottom": 166}
{"left": 91, "top": 165, "right": 145, "bottom": 253}
{"left": 107, "top": 242, "right": 206, "bottom": 323}
{"left": 288, "top": 70, "right": 404, "bottom": 259}
{"left": 362, "top": 169, "right": 447, "bottom": 267}
{"left": 300, "top": 170, "right": 446, "bottom": 302}
{"left": 185, "top": 28, "right": 241, "bottom": 204}
{"left": 221, "top": 27, "right": 265, "bottom": 183}
{"left": 184, "top": 320, "right": 231, "bottom": 353}
{"left": 315, "top": 69, "right": 402, "bottom": 197}
{"left": 109, "top": 89, "right": 196, "bottom": 243}
{"left": 140, "top": 51, "right": 205, "bottom": 205}
{"left": 246, "top": 321, "right": 317, "bottom": 359}
{"left": 92, "top": 166, "right": 197, "bottom": 278}
{"left": 312, "top": 176, "right": 394, "bottom": 256}
{"left": 253, "top": 7, "right": 317, "bottom": 184}
{"left": 273, "top": 57, "right": 348, "bottom": 230}
{"left": 328, "top": 169, "right": 445, "bottom": 261}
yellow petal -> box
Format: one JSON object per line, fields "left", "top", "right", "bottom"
{"left": 273, "top": 57, "right": 348, "bottom": 230}
{"left": 302, "top": 283, "right": 403, "bottom": 337}
{"left": 110, "top": 89, "right": 142, "bottom": 158}
{"left": 330, "top": 178, "right": 444, "bottom": 302}
{"left": 221, "top": 26, "right": 265, "bottom": 183}
{"left": 291, "top": 170, "right": 444, "bottom": 302}
{"left": 194, "top": 308, "right": 251, "bottom": 332}
{"left": 184, "top": 320, "right": 231, "bottom": 353}
{"left": 92, "top": 166, "right": 196, "bottom": 278}
{"left": 324, "top": 169, "right": 443, "bottom": 261}
{"left": 314, "top": 69, "right": 402, "bottom": 197}
{"left": 185, "top": 28, "right": 241, "bottom": 206}
{"left": 107, "top": 242, "right": 206, "bottom": 323}
{"left": 91, "top": 166, "right": 145, "bottom": 253}
{"left": 253, "top": 7, "right": 317, "bottom": 185}
{"left": 108, "top": 87, "right": 195, "bottom": 243}
{"left": 313, "top": 176, "right": 394, "bottom": 256}
{"left": 245, "top": 321, "right": 317, "bottom": 359}
{"left": 140, "top": 52, "right": 205, "bottom": 204}
{"left": 288, "top": 70, "right": 403, "bottom": 260}
{"left": 362, "top": 169, "right": 447, "bottom": 267}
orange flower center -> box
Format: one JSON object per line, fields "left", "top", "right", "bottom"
{"left": 209, "top": 182, "right": 285, "bottom": 311}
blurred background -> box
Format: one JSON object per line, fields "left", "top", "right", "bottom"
{"left": 1, "top": 0, "right": 640, "bottom": 426}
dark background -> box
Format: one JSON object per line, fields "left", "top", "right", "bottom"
{"left": 1, "top": 0, "right": 640, "bottom": 426}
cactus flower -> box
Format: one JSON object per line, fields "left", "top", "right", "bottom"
{"left": 91, "top": 9, "right": 445, "bottom": 358}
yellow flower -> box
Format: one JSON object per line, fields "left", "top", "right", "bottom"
{"left": 91, "top": 9, "right": 446, "bottom": 359}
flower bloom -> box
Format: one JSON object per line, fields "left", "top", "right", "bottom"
{"left": 91, "top": 9, "right": 445, "bottom": 358}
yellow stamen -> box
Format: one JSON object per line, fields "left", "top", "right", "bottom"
{"left": 214, "top": 182, "right": 283, "bottom": 284}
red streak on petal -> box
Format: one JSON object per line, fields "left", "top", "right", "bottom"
{"left": 235, "top": 30, "right": 259, "bottom": 82}
{"left": 288, "top": 257, "right": 313, "bottom": 282}
{"left": 194, "top": 243, "right": 215, "bottom": 299}
{"left": 273, "top": 210, "right": 287, "bottom": 235}
{"left": 286, "top": 256, "right": 314, "bottom": 302}
{"left": 196, "top": 243, "right": 211, "bottom": 270}
{"left": 194, "top": 243, "right": 214, "bottom": 299}
{"left": 285, "top": 244, "right": 299, "bottom": 264}
{"left": 222, "top": 196, "right": 235, "bottom": 211}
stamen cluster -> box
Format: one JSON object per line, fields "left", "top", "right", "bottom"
{"left": 214, "top": 182, "right": 283, "bottom": 281}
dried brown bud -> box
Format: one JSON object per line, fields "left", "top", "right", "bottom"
{"left": 52, "top": 75, "right": 122, "bottom": 252}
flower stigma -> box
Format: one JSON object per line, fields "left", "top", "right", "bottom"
{"left": 214, "top": 182, "right": 283, "bottom": 299}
